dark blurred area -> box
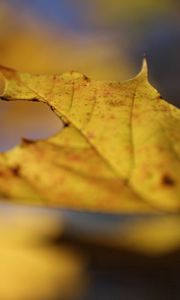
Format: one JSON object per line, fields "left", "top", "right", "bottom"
{"left": 0, "top": 0, "right": 179, "bottom": 151}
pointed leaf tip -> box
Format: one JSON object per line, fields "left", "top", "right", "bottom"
{"left": 137, "top": 58, "right": 148, "bottom": 80}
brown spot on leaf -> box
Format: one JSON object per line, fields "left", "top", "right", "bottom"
{"left": 161, "top": 174, "right": 175, "bottom": 187}
{"left": 87, "top": 131, "right": 95, "bottom": 139}
{"left": 109, "top": 114, "right": 115, "bottom": 120}
{"left": 0, "top": 171, "right": 4, "bottom": 176}
{"left": 11, "top": 166, "right": 20, "bottom": 176}
{"left": 67, "top": 154, "right": 80, "bottom": 162}
{"left": 108, "top": 99, "right": 125, "bottom": 107}
{"left": 133, "top": 113, "right": 140, "bottom": 120}
{"left": 83, "top": 74, "right": 91, "bottom": 82}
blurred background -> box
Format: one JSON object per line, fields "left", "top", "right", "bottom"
{"left": 0, "top": 0, "right": 179, "bottom": 151}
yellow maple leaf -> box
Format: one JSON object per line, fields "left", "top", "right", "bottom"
{"left": 0, "top": 60, "right": 179, "bottom": 213}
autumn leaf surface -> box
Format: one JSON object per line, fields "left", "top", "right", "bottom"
{"left": 0, "top": 61, "right": 179, "bottom": 213}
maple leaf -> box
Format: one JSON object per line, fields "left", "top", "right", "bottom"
{"left": 0, "top": 60, "right": 179, "bottom": 213}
